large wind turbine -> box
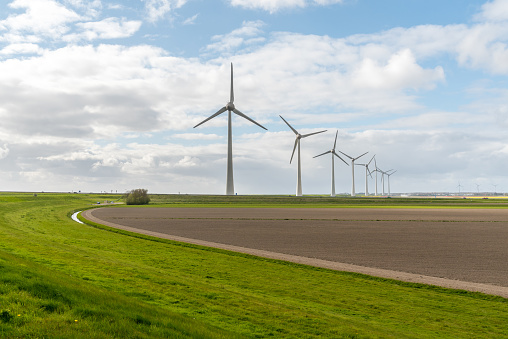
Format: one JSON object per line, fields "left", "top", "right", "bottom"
{"left": 194, "top": 63, "right": 267, "bottom": 195}
{"left": 280, "top": 115, "right": 326, "bottom": 196}
{"left": 313, "top": 131, "right": 348, "bottom": 197}
{"left": 339, "top": 150, "right": 368, "bottom": 197}
{"left": 355, "top": 155, "right": 375, "bottom": 196}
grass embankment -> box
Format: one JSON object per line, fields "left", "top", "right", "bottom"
{"left": 0, "top": 192, "right": 507, "bottom": 338}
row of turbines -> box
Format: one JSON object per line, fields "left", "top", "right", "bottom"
{"left": 280, "top": 118, "right": 396, "bottom": 197}
{"left": 193, "top": 63, "right": 396, "bottom": 196}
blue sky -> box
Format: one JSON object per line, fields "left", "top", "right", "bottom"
{"left": 1, "top": 0, "right": 508, "bottom": 195}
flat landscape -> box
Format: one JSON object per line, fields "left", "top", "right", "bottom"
{"left": 85, "top": 207, "right": 508, "bottom": 296}
{"left": 2, "top": 193, "right": 508, "bottom": 338}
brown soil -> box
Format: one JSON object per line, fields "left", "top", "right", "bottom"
{"left": 82, "top": 207, "right": 508, "bottom": 298}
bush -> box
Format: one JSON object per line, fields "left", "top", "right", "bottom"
{"left": 125, "top": 189, "right": 150, "bottom": 205}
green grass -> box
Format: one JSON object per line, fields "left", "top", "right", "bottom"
{"left": 1, "top": 192, "right": 507, "bottom": 338}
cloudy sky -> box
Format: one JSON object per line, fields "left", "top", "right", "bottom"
{"left": 1, "top": 0, "right": 508, "bottom": 195}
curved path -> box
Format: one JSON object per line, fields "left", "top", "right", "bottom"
{"left": 82, "top": 207, "right": 508, "bottom": 298}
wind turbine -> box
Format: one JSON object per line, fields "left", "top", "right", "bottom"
{"left": 457, "top": 182, "right": 463, "bottom": 194}
{"left": 386, "top": 170, "right": 396, "bottom": 196}
{"left": 373, "top": 157, "right": 380, "bottom": 196}
{"left": 339, "top": 150, "right": 368, "bottom": 197}
{"left": 313, "top": 131, "right": 348, "bottom": 197}
{"left": 355, "top": 155, "right": 375, "bottom": 196}
{"left": 194, "top": 63, "right": 267, "bottom": 195}
{"left": 280, "top": 115, "right": 326, "bottom": 196}
{"left": 378, "top": 168, "right": 392, "bottom": 196}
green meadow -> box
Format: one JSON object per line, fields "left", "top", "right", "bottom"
{"left": 0, "top": 192, "right": 507, "bottom": 338}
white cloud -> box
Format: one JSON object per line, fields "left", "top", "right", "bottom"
{"left": 351, "top": 49, "right": 444, "bottom": 91}
{"left": 173, "top": 133, "right": 223, "bottom": 140}
{"left": 475, "top": 0, "right": 508, "bottom": 22}
{"left": 205, "top": 20, "right": 265, "bottom": 55}
{"left": 0, "top": 144, "right": 9, "bottom": 159}
{"left": 0, "top": 43, "right": 43, "bottom": 55}
{"left": 64, "top": 17, "right": 142, "bottom": 41}
{"left": 182, "top": 13, "right": 198, "bottom": 25}
{"left": 229, "top": 0, "right": 343, "bottom": 13}
{"left": 0, "top": 0, "right": 81, "bottom": 41}
{"left": 143, "top": 0, "right": 188, "bottom": 23}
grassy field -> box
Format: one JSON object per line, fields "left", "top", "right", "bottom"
{"left": 0, "top": 192, "right": 507, "bottom": 338}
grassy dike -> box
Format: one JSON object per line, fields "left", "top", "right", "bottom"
{"left": 0, "top": 192, "right": 507, "bottom": 338}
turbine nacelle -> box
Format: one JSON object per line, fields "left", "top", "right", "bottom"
{"left": 226, "top": 102, "right": 235, "bottom": 111}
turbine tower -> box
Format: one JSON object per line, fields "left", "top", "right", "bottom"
{"left": 355, "top": 155, "right": 375, "bottom": 196}
{"left": 194, "top": 63, "right": 267, "bottom": 195}
{"left": 313, "top": 131, "right": 348, "bottom": 197}
{"left": 339, "top": 150, "right": 368, "bottom": 197}
{"left": 280, "top": 115, "right": 326, "bottom": 196}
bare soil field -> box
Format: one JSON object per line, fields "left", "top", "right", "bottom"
{"left": 83, "top": 207, "right": 508, "bottom": 297}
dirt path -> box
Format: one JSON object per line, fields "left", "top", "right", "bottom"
{"left": 81, "top": 207, "right": 508, "bottom": 298}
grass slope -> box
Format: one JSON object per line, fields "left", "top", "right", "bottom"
{"left": 0, "top": 192, "right": 507, "bottom": 338}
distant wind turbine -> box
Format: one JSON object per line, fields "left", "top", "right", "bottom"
{"left": 457, "top": 182, "right": 463, "bottom": 194}
{"left": 373, "top": 157, "right": 380, "bottom": 196}
{"left": 313, "top": 131, "right": 348, "bottom": 197}
{"left": 194, "top": 63, "right": 267, "bottom": 195}
{"left": 339, "top": 150, "right": 368, "bottom": 197}
{"left": 355, "top": 155, "right": 375, "bottom": 196}
{"left": 386, "top": 170, "right": 397, "bottom": 196}
{"left": 280, "top": 115, "right": 326, "bottom": 196}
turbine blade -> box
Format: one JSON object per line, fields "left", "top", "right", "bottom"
{"left": 333, "top": 130, "right": 338, "bottom": 149}
{"left": 353, "top": 151, "right": 368, "bottom": 161}
{"left": 367, "top": 154, "right": 375, "bottom": 166}
{"left": 230, "top": 63, "right": 234, "bottom": 103}
{"left": 301, "top": 129, "right": 327, "bottom": 138}
{"left": 313, "top": 150, "right": 331, "bottom": 158}
{"left": 193, "top": 106, "right": 227, "bottom": 128}
{"left": 290, "top": 138, "right": 299, "bottom": 164}
{"left": 339, "top": 150, "right": 353, "bottom": 160}
{"left": 233, "top": 108, "right": 267, "bottom": 130}
{"left": 280, "top": 115, "right": 299, "bottom": 135}
{"left": 332, "top": 151, "right": 349, "bottom": 165}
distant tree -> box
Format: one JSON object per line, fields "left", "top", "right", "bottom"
{"left": 125, "top": 189, "right": 150, "bottom": 205}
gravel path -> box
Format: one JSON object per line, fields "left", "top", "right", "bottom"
{"left": 82, "top": 207, "right": 508, "bottom": 298}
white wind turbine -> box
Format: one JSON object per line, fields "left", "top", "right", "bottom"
{"left": 313, "top": 131, "right": 348, "bottom": 197}
{"left": 339, "top": 150, "right": 368, "bottom": 197}
{"left": 386, "top": 170, "right": 396, "bottom": 196}
{"left": 355, "top": 155, "right": 375, "bottom": 196}
{"left": 194, "top": 63, "right": 267, "bottom": 195}
{"left": 373, "top": 156, "right": 380, "bottom": 196}
{"left": 380, "top": 169, "right": 393, "bottom": 195}
{"left": 280, "top": 115, "right": 327, "bottom": 196}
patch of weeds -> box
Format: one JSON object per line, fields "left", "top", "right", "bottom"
{"left": 0, "top": 310, "right": 13, "bottom": 323}
{"left": 133, "top": 315, "right": 151, "bottom": 326}
{"left": 40, "top": 302, "right": 63, "bottom": 314}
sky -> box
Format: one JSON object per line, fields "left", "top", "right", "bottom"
{"left": 1, "top": 0, "right": 508, "bottom": 195}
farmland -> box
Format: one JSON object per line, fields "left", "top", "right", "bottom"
{"left": 1, "top": 192, "right": 507, "bottom": 338}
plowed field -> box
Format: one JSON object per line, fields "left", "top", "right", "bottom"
{"left": 83, "top": 207, "right": 508, "bottom": 297}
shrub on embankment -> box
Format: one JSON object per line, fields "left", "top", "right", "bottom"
{"left": 125, "top": 188, "right": 150, "bottom": 205}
